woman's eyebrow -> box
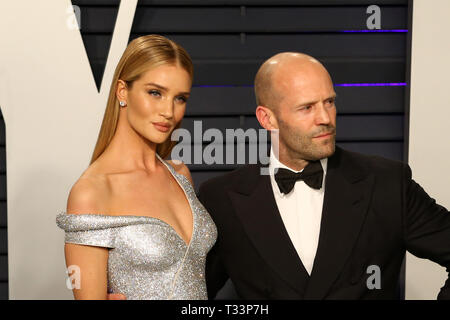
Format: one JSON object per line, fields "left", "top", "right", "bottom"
{"left": 144, "top": 82, "right": 167, "bottom": 90}
{"left": 144, "top": 82, "right": 190, "bottom": 95}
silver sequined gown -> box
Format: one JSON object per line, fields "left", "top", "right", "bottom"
{"left": 56, "top": 154, "right": 217, "bottom": 300}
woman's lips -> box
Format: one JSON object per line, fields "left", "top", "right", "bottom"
{"left": 152, "top": 122, "right": 171, "bottom": 132}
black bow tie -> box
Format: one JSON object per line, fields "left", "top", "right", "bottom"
{"left": 274, "top": 161, "right": 323, "bottom": 194}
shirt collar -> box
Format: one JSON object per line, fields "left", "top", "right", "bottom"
{"left": 268, "top": 145, "right": 328, "bottom": 178}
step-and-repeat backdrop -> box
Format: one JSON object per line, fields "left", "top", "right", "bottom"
{"left": 0, "top": 0, "right": 448, "bottom": 299}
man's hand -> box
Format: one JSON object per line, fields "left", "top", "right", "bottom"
{"left": 107, "top": 293, "right": 127, "bottom": 300}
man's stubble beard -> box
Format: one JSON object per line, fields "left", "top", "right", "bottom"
{"left": 278, "top": 119, "right": 336, "bottom": 161}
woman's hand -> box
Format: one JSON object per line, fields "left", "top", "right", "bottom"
{"left": 107, "top": 293, "right": 127, "bottom": 300}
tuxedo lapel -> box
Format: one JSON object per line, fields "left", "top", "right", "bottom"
{"left": 304, "top": 147, "right": 375, "bottom": 299}
{"left": 227, "top": 167, "right": 310, "bottom": 295}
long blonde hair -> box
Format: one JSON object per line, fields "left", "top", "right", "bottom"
{"left": 90, "top": 34, "right": 193, "bottom": 164}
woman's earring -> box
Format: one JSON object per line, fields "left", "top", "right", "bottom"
{"left": 119, "top": 101, "right": 126, "bottom": 107}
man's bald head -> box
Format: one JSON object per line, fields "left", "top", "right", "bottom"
{"left": 254, "top": 52, "right": 329, "bottom": 109}
{"left": 254, "top": 52, "right": 337, "bottom": 166}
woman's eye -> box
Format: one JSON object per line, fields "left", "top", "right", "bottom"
{"left": 176, "top": 96, "right": 188, "bottom": 103}
{"left": 148, "top": 90, "right": 161, "bottom": 97}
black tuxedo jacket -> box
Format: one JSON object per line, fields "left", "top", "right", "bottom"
{"left": 197, "top": 146, "right": 450, "bottom": 299}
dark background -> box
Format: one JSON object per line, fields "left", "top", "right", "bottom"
{"left": 0, "top": 0, "right": 411, "bottom": 299}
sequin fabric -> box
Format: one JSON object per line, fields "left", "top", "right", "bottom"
{"left": 56, "top": 154, "right": 217, "bottom": 300}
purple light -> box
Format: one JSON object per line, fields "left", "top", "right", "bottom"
{"left": 334, "top": 82, "right": 407, "bottom": 87}
{"left": 193, "top": 84, "right": 254, "bottom": 88}
{"left": 340, "top": 29, "right": 408, "bottom": 33}
{"left": 193, "top": 83, "right": 407, "bottom": 88}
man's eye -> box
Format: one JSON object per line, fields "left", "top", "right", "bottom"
{"left": 301, "top": 105, "right": 312, "bottom": 111}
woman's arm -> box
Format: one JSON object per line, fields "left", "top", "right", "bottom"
{"left": 64, "top": 179, "right": 109, "bottom": 300}
{"left": 64, "top": 243, "right": 109, "bottom": 300}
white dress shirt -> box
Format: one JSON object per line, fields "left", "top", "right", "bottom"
{"left": 268, "top": 147, "right": 328, "bottom": 275}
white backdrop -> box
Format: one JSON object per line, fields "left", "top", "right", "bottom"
{"left": 405, "top": 0, "right": 450, "bottom": 300}
{"left": 0, "top": 0, "right": 448, "bottom": 299}
{"left": 0, "top": 0, "right": 138, "bottom": 299}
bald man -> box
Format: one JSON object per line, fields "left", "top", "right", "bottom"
{"left": 198, "top": 52, "right": 450, "bottom": 300}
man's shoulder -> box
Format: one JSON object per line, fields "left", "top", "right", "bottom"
{"left": 198, "top": 163, "right": 263, "bottom": 193}
{"left": 198, "top": 147, "right": 408, "bottom": 194}
{"left": 337, "top": 146, "right": 407, "bottom": 176}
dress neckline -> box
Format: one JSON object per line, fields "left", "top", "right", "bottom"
{"left": 61, "top": 153, "right": 195, "bottom": 247}
{"left": 155, "top": 153, "right": 195, "bottom": 247}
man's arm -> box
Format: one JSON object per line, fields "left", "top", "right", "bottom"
{"left": 198, "top": 182, "right": 230, "bottom": 299}
{"left": 402, "top": 163, "right": 450, "bottom": 299}
{"left": 205, "top": 241, "right": 229, "bottom": 299}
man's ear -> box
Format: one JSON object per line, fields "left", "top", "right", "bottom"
{"left": 255, "top": 105, "right": 278, "bottom": 131}
{"left": 116, "top": 79, "right": 128, "bottom": 103}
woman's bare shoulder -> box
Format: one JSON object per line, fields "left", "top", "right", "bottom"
{"left": 66, "top": 167, "right": 110, "bottom": 215}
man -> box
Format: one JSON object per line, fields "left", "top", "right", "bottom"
{"left": 197, "top": 52, "right": 450, "bottom": 299}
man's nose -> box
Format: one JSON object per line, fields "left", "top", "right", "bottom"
{"left": 314, "top": 103, "right": 331, "bottom": 125}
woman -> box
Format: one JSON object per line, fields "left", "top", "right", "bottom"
{"left": 56, "top": 35, "right": 217, "bottom": 300}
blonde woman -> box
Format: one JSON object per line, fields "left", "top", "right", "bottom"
{"left": 56, "top": 35, "right": 217, "bottom": 300}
